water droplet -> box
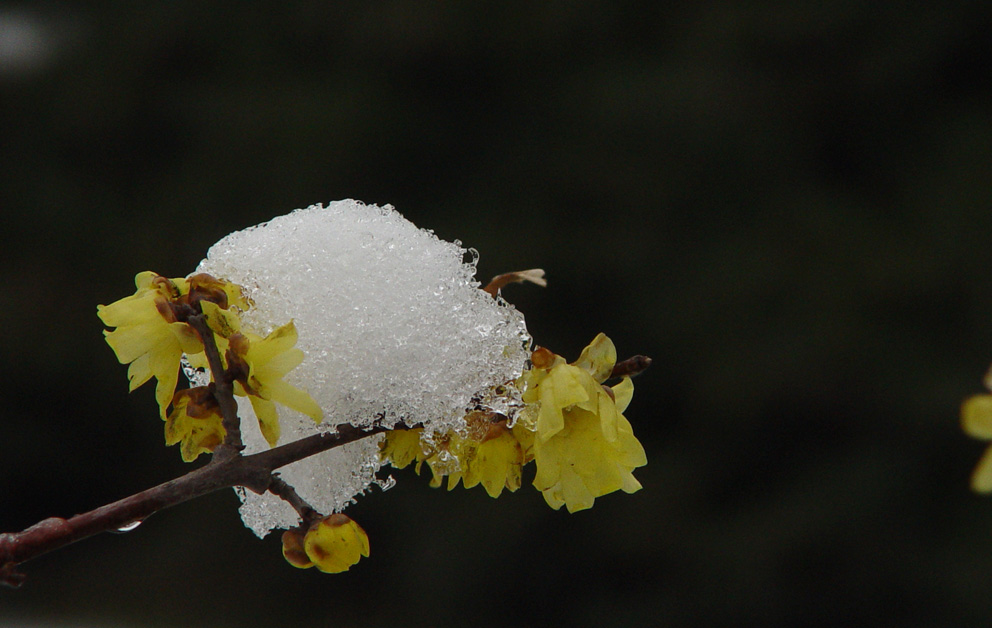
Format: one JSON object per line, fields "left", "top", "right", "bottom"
{"left": 112, "top": 520, "right": 143, "bottom": 534}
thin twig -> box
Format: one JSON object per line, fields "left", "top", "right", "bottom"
{"left": 186, "top": 313, "right": 244, "bottom": 455}
{"left": 0, "top": 423, "right": 386, "bottom": 588}
{"left": 611, "top": 355, "right": 653, "bottom": 379}
{"left": 268, "top": 474, "right": 319, "bottom": 525}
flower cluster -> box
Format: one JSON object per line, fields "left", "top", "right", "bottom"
{"left": 99, "top": 272, "right": 322, "bottom": 461}
{"left": 380, "top": 333, "right": 647, "bottom": 513}
{"left": 95, "top": 204, "right": 651, "bottom": 577}
{"left": 380, "top": 412, "right": 533, "bottom": 499}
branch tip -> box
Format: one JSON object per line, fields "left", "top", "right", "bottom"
{"left": 611, "top": 355, "right": 653, "bottom": 379}
{"left": 483, "top": 268, "right": 546, "bottom": 297}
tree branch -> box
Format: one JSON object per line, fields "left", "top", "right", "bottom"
{"left": 0, "top": 422, "right": 387, "bottom": 588}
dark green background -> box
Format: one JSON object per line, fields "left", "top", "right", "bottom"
{"left": 3, "top": 2, "right": 992, "bottom": 626}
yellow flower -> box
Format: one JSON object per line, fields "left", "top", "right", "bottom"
{"left": 98, "top": 272, "right": 203, "bottom": 418}
{"left": 962, "top": 393, "right": 992, "bottom": 492}
{"left": 379, "top": 427, "right": 428, "bottom": 469}
{"left": 99, "top": 272, "right": 250, "bottom": 419}
{"left": 302, "top": 514, "right": 370, "bottom": 573}
{"left": 164, "top": 386, "right": 226, "bottom": 462}
{"left": 517, "top": 333, "right": 647, "bottom": 513}
{"left": 385, "top": 412, "right": 530, "bottom": 499}
{"left": 425, "top": 431, "right": 477, "bottom": 491}
{"left": 463, "top": 422, "right": 526, "bottom": 498}
{"left": 226, "top": 321, "right": 323, "bottom": 447}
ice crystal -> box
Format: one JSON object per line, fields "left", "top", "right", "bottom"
{"left": 196, "top": 200, "right": 531, "bottom": 536}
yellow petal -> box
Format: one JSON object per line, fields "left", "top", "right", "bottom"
{"left": 615, "top": 427, "right": 648, "bottom": 468}
{"left": 475, "top": 433, "right": 523, "bottom": 498}
{"left": 281, "top": 529, "right": 313, "bottom": 569}
{"left": 596, "top": 388, "right": 620, "bottom": 442}
{"left": 256, "top": 348, "right": 306, "bottom": 380}
{"left": 304, "top": 515, "right": 369, "bottom": 573}
{"left": 611, "top": 377, "right": 634, "bottom": 413}
{"left": 134, "top": 271, "right": 160, "bottom": 290}
{"left": 621, "top": 470, "right": 643, "bottom": 494}
{"left": 266, "top": 379, "right": 323, "bottom": 423}
{"left": 547, "top": 364, "right": 593, "bottom": 408}
{"left": 103, "top": 320, "right": 169, "bottom": 364}
{"left": 199, "top": 300, "right": 241, "bottom": 338}
{"left": 532, "top": 432, "right": 565, "bottom": 491}
{"left": 963, "top": 395, "right": 992, "bottom": 440}
{"left": 125, "top": 352, "right": 154, "bottom": 391}
{"left": 151, "top": 345, "right": 182, "bottom": 417}
{"left": 972, "top": 445, "right": 992, "bottom": 493}
{"left": 164, "top": 396, "right": 189, "bottom": 446}
{"left": 252, "top": 321, "right": 299, "bottom": 362}
{"left": 97, "top": 293, "right": 160, "bottom": 328}
{"left": 380, "top": 428, "right": 427, "bottom": 468}
{"left": 168, "top": 321, "right": 203, "bottom": 355}
{"left": 560, "top": 472, "right": 596, "bottom": 513}
{"left": 573, "top": 333, "right": 617, "bottom": 383}
{"left": 249, "top": 396, "right": 281, "bottom": 447}
{"left": 533, "top": 364, "right": 591, "bottom": 441}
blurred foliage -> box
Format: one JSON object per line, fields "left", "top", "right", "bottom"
{"left": 3, "top": 1, "right": 992, "bottom": 626}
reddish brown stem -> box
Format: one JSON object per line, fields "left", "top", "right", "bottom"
{"left": 268, "top": 474, "right": 319, "bottom": 526}
{"left": 185, "top": 313, "right": 244, "bottom": 455}
{"left": 611, "top": 355, "right": 653, "bottom": 379}
{"left": 0, "top": 423, "right": 386, "bottom": 588}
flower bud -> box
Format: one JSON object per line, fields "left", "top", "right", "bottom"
{"left": 303, "top": 514, "right": 370, "bottom": 574}
{"left": 280, "top": 528, "right": 313, "bottom": 569}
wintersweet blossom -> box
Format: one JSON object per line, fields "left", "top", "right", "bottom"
{"left": 380, "top": 412, "right": 531, "bottom": 499}
{"left": 379, "top": 428, "right": 429, "bottom": 470}
{"left": 225, "top": 321, "right": 324, "bottom": 447}
{"left": 164, "top": 386, "right": 226, "bottom": 462}
{"left": 463, "top": 421, "right": 528, "bottom": 497}
{"left": 99, "top": 272, "right": 250, "bottom": 418}
{"left": 98, "top": 272, "right": 202, "bottom": 417}
{"left": 517, "top": 334, "right": 647, "bottom": 512}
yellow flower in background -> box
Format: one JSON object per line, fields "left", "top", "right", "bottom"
{"left": 227, "top": 321, "right": 323, "bottom": 447}
{"left": 302, "top": 514, "right": 370, "bottom": 573}
{"left": 98, "top": 272, "right": 203, "bottom": 418}
{"left": 517, "top": 333, "right": 647, "bottom": 513}
{"left": 164, "top": 386, "right": 226, "bottom": 462}
{"left": 962, "top": 393, "right": 992, "bottom": 492}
